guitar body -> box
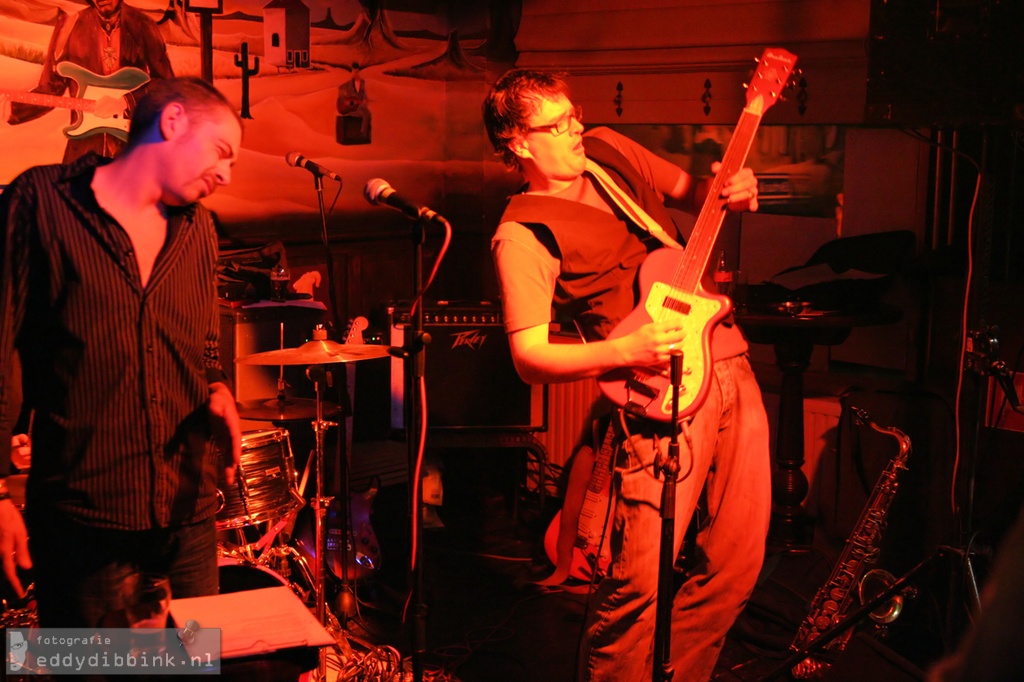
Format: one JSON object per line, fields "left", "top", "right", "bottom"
{"left": 293, "top": 479, "right": 381, "bottom": 583}
{"left": 57, "top": 62, "right": 149, "bottom": 140}
{"left": 540, "top": 433, "right": 616, "bottom": 586}
{"left": 325, "top": 482, "right": 381, "bottom": 583}
{"left": 599, "top": 248, "right": 732, "bottom": 422}
{"left": 542, "top": 499, "right": 613, "bottom": 585}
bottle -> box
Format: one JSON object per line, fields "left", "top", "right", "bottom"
{"left": 713, "top": 251, "right": 733, "bottom": 296}
{"left": 270, "top": 264, "right": 290, "bottom": 301}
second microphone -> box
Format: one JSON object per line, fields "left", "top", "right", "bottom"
{"left": 364, "top": 178, "right": 444, "bottom": 223}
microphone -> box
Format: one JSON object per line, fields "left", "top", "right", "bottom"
{"left": 364, "top": 178, "right": 443, "bottom": 223}
{"left": 285, "top": 151, "right": 342, "bottom": 183}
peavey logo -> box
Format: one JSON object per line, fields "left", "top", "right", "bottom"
{"left": 450, "top": 329, "right": 486, "bottom": 350}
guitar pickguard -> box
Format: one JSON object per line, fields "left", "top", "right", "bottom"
{"left": 598, "top": 253, "right": 731, "bottom": 422}
{"left": 56, "top": 62, "right": 150, "bottom": 141}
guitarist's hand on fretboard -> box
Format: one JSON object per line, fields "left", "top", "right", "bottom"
{"left": 715, "top": 163, "right": 760, "bottom": 212}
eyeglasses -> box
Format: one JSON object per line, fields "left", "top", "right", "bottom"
{"left": 526, "top": 105, "right": 582, "bottom": 137}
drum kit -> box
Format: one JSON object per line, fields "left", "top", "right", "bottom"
{"left": 0, "top": 329, "right": 391, "bottom": 656}
{"left": 220, "top": 327, "right": 391, "bottom": 645}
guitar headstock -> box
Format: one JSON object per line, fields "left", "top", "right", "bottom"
{"left": 344, "top": 316, "right": 369, "bottom": 344}
{"left": 746, "top": 48, "right": 798, "bottom": 114}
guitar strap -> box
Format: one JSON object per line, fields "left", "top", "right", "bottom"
{"left": 584, "top": 160, "right": 685, "bottom": 251}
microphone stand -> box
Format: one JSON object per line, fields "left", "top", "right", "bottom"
{"left": 654, "top": 349, "right": 685, "bottom": 682}
{"left": 305, "top": 171, "right": 352, "bottom": 679}
{"left": 393, "top": 214, "right": 431, "bottom": 682}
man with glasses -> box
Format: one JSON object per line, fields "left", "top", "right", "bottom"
{"left": 483, "top": 69, "right": 771, "bottom": 681}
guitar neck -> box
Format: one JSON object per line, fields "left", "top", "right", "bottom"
{"left": 586, "top": 423, "right": 618, "bottom": 493}
{"left": 676, "top": 47, "right": 797, "bottom": 295}
{"left": 0, "top": 90, "right": 95, "bottom": 112}
{"left": 676, "top": 107, "right": 763, "bottom": 294}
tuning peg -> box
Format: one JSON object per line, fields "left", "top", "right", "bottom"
{"left": 796, "top": 75, "right": 808, "bottom": 115}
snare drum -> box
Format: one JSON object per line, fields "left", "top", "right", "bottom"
{"left": 216, "top": 429, "right": 300, "bottom": 530}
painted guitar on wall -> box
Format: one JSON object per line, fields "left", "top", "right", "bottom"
{"left": 598, "top": 48, "right": 798, "bottom": 422}
{"left": 1, "top": 62, "right": 150, "bottom": 141}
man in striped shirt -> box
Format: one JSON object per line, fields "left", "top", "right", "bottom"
{"left": 0, "top": 77, "right": 243, "bottom": 627}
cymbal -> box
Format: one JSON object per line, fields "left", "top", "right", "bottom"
{"left": 237, "top": 397, "right": 340, "bottom": 421}
{"left": 236, "top": 339, "right": 391, "bottom": 365}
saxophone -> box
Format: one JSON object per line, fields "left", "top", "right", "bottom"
{"left": 789, "top": 406, "right": 912, "bottom": 679}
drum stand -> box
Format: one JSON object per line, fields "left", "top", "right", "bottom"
{"left": 305, "top": 362, "right": 340, "bottom": 681}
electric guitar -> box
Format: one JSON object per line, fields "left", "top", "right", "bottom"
{"left": 597, "top": 48, "right": 798, "bottom": 421}
{"left": 540, "top": 425, "right": 616, "bottom": 585}
{"left": 293, "top": 480, "right": 381, "bottom": 583}
{"left": 1, "top": 62, "right": 150, "bottom": 141}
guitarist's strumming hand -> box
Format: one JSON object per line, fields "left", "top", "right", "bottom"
{"left": 714, "top": 162, "right": 759, "bottom": 213}
{"left": 616, "top": 320, "right": 687, "bottom": 369}
{"left": 94, "top": 94, "right": 129, "bottom": 119}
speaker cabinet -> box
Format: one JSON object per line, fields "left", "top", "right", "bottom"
{"left": 866, "top": 0, "right": 1024, "bottom": 125}
{"left": 219, "top": 303, "right": 329, "bottom": 432}
{"left": 389, "top": 302, "right": 546, "bottom": 431}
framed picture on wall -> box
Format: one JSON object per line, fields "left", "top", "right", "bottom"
{"left": 185, "top": 0, "right": 224, "bottom": 11}
{"left": 604, "top": 124, "right": 845, "bottom": 219}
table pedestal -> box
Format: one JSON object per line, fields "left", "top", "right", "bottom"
{"left": 736, "top": 310, "right": 898, "bottom": 547}
{"left": 762, "top": 328, "right": 849, "bottom": 546}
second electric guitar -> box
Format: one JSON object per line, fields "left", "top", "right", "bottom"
{"left": 598, "top": 48, "right": 797, "bottom": 422}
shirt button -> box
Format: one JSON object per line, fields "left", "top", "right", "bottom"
{"left": 147, "top": 345, "right": 154, "bottom": 352}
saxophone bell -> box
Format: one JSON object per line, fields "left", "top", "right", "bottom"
{"left": 858, "top": 568, "right": 904, "bottom": 624}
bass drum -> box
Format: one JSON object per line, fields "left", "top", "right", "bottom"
{"left": 217, "top": 558, "right": 288, "bottom": 594}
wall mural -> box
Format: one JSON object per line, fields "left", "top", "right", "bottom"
{"left": 0, "top": 1, "right": 840, "bottom": 245}
{"left": 0, "top": 0, "right": 520, "bottom": 239}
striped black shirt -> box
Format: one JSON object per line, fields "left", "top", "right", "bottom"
{"left": 0, "top": 153, "right": 227, "bottom": 530}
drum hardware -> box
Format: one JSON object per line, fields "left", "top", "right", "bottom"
{"left": 237, "top": 326, "right": 392, "bottom": 680}
{"left": 237, "top": 396, "right": 341, "bottom": 422}
{"left": 0, "top": 585, "right": 37, "bottom": 628}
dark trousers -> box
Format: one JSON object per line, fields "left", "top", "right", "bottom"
{"left": 26, "top": 507, "right": 218, "bottom": 628}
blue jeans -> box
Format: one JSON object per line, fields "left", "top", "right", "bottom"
{"left": 579, "top": 354, "right": 772, "bottom": 682}
{"left": 27, "top": 508, "right": 218, "bottom": 628}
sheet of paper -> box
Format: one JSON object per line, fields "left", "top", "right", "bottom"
{"left": 170, "top": 586, "right": 335, "bottom": 660}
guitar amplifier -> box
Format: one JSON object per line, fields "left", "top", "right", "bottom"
{"left": 388, "top": 301, "right": 546, "bottom": 431}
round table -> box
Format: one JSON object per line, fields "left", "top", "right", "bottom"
{"left": 735, "top": 306, "right": 901, "bottom": 547}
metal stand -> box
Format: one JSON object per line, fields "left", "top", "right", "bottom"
{"left": 390, "top": 215, "right": 431, "bottom": 682}
{"left": 306, "top": 364, "right": 337, "bottom": 681}
{"left": 653, "top": 350, "right": 685, "bottom": 682}
{"left": 303, "top": 165, "right": 353, "bottom": 680}
{"left": 945, "top": 325, "right": 1024, "bottom": 636}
